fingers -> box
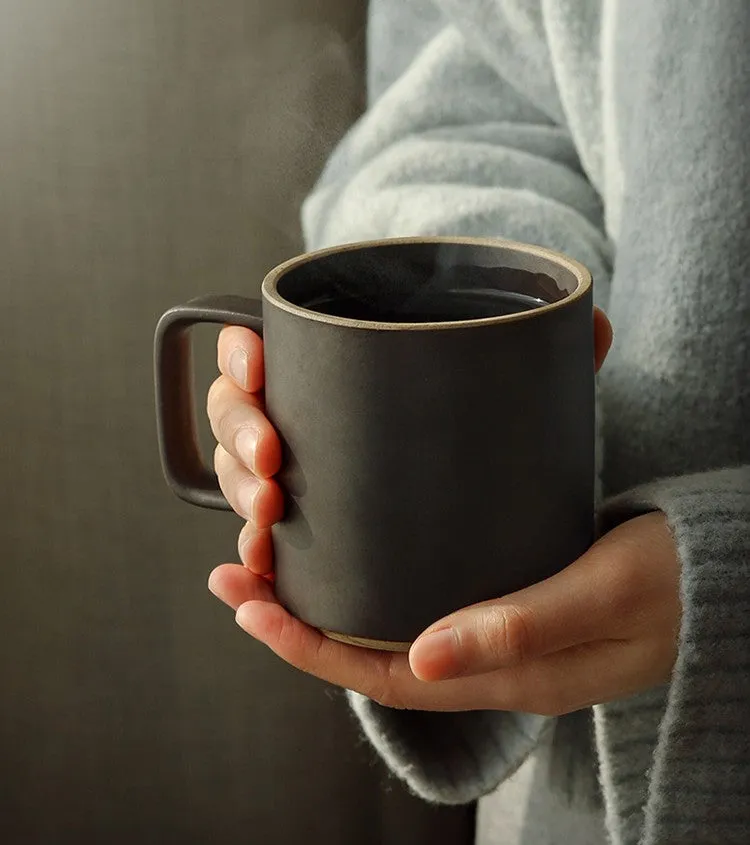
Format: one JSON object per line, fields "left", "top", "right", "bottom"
{"left": 237, "top": 522, "right": 274, "bottom": 576}
{"left": 231, "top": 595, "right": 510, "bottom": 711}
{"left": 208, "top": 564, "right": 662, "bottom": 714}
{"left": 212, "top": 327, "right": 282, "bottom": 567}
{"left": 209, "top": 563, "right": 276, "bottom": 610}
{"left": 213, "top": 567, "right": 651, "bottom": 714}
{"left": 593, "top": 306, "right": 613, "bottom": 372}
{"left": 235, "top": 597, "right": 417, "bottom": 707}
{"left": 212, "top": 567, "right": 420, "bottom": 708}
{"left": 209, "top": 567, "right": 480, "bottom": 709}
{"left": 214, "top": 445, "right": 284, "bottom": 529}
{"left": 207, "top": 376, "right": 282, "bottom": 478}
{"left": 217, "top": 326, "right": 265, "bottom": 393}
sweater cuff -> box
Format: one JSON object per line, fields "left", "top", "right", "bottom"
{"left": 595, "top": 467, "right": 750, "bottom": 845}
{"left": 347, "top": 691, "right": 551, "bottom": 805}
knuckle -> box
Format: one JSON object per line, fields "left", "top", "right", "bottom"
{"left": 305, "top": 625, "right": 328, "bottom": 667}
{"left": 213, "top": 448, "right": 243, "bottom": 514}
{"left": 214, "top": 403, "right": 237, "bottom": 447}
{"left": 237, "top": 476, "right": 259, "bottom": 514}
{"left": 496, "top": 604, "right": 534, "bottom": 663}
{"left": 216, "top": 408, "right": 251, "bottom": 461}
{"left": 364, "top": 664, "right": 406, "bottom": 710}
{"left": 272, "top": 608, "right": 296, "bottom": 651}
{"left": 209, "top": 390, "right": 263, "bottom": 457}
{"left": 363, "top": 668, "right": 394, "bottom": 707}
{"left": 473, "top": 610, "right": 505, "bottom": 664}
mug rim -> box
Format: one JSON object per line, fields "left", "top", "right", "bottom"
{"left": 261, "top": 236, "right": 592, "bottom": 331}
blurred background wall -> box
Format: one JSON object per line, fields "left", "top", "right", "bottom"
{"left": 0, "top": 2, "right": 474, "bottom": 842}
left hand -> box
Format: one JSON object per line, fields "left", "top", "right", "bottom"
{"left": 208, "top": 512, "right": 681, "bottom": 715}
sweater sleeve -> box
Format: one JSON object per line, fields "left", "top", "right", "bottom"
{"left": 589, "top": 1, "right": 750, "bottom": 839}
{"left": 302, "top": 4, "right": 612, "bottom": 289}
{"left": 300, "top": 0, "right": 612, "bottom": 805}
{"left": 594, "top": 468, "right": 750, "bottom": 845}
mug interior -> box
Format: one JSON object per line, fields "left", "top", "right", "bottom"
{"left": 268, "top": 240, "right": 585, "bottom": 326}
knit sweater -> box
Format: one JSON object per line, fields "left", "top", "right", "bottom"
{"left": 300, "top": 2, "right": 750, "bottom": 843}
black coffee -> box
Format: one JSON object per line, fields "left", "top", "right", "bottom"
{"left": 302, "top": 288, "right": 547, "bottom": 323}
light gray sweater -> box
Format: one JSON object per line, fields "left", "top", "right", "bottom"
{"left": 301, "top": 2, "right": 750, "bottom": 843}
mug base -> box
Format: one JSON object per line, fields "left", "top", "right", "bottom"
{"left": 321, "top": 629, "right": 412, "bottom": 653}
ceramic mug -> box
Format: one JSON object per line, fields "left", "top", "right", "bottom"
{"left": 154, "top": 236, "right": 595, "bottom": 650}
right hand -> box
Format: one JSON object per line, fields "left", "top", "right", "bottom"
{"left": 206, "top": 326, "right": 285, "bottom": 575}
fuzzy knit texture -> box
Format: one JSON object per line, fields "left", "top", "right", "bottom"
{"left": 301, "top": 1, "right": 750, "bottom": 843}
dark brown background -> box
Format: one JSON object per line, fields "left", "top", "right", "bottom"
{"left": 0, "top": 1, "right": 474, "bottom": 842}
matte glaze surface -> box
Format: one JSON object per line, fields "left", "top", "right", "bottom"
{"left": 155, "top": 237, "right": 595, "bottom": 645}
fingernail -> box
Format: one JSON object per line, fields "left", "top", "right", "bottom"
{"left": 228, "top": 347, "right": 248, "bottom": 388}
{"left": 241, "top": 476, "right": 261, "bottom": 522}
{"left": 237, "top": 534, "right": 251, "bottom": 564}
{"left": 236, "top": 601, "right": 264, "bottom": 640}
{"left": 207, "top": 571, "right": 227, "bottom": 603}
{"left": 236, "top": 602, "right": 259, "bottom": 636}
{"left": 237, "top": 427, "right": 259, "bottom": 473}
{"left": 410, "top": 627, "right": 461, "bottom": 680}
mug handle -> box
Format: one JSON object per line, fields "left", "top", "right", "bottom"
{"left": 154, "top": 294, "right": 264, "bottom": 509}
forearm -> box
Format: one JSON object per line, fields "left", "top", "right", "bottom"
{"left": 302, "top": 25, "right": 611, "bottom": 294}
{"left": 596, "top": 467, "right": 750, "bottom": 845}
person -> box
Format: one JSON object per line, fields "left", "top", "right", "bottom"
{"left": 205, "top": 1, "right": 749, "bottom": 842}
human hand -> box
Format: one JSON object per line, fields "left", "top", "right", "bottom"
{"left": 209, "top": 511, "right": 680, "bottom": 714}
{"left": 205, "top": 325, "right": 285, "bottom": 555}
{"left": 205, "top": 309, "right": 681, "bottom": 716}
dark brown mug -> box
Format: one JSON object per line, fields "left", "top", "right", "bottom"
{"left": 154, "top": 237, "right": 594, "bottom": 650}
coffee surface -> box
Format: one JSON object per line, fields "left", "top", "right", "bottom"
{"left": 302, "top": 288, "right": 547, "bottom": 323}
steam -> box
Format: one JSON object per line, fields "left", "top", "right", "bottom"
{"left": 224, "top": 21, "right": 364, "bottom": 245}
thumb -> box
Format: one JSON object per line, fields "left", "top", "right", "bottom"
{"left": 408, "top": 545, "right": 618, "bottom": 682}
